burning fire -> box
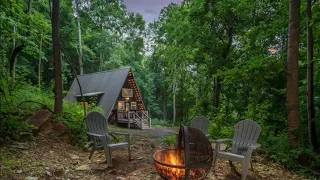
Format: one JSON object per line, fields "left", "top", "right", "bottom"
{"left": 154, "top": 149, "right": 206, "bottom": 180}
{"left": 154, "top": 149, "right": 185, "bottom": 179}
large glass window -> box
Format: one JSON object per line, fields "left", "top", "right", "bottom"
{"left": 122, "top": 88, "right": 133, "bottom": 97}
{"left": 118, "top": 101, "right": 125, "bottom": 111}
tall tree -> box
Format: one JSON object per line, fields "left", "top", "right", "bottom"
{"left": 9, "top": 0, "right": 33, "bottom": 82}
{"left": 306, "top": 0, "right": 319, "bottom": 151}
{"left": 52, "top": 0, "right": 63, "bottom": 114}
{"left": 286, "top": 0, "right": 301, "bottom": 147}
{"left": 75, "top": 0, "right": 83, "bottom": 74}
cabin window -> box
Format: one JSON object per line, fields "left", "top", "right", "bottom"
{"left": 118, "top": 101, "right": 125, "bottom": 111}
{"left": 131, "top": 102, "right": 137, "bottom": 110}
{"left": 122, "top": 88, "right": 133, "bottom": 97}
{"left": 125, "top": 103, "right": 130, "bottom": 112}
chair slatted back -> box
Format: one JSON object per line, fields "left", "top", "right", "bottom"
{"left": 86, "top": 112, "right": 109, "bottom": 146}
{"left": 232, "top": 120, "right": 261, "bottom": 155}
{"left": 190, "top": 116, "right": 210, "bottom": 136}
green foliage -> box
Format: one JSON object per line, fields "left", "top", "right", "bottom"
{"left": 0, "top": 81, "right": 103, "bottom": 146}
{"left": 152, "top": 119, "right": 172, "bottom": 127}
{"left": 160, "top": 135, "right": 176, "bottom": 148}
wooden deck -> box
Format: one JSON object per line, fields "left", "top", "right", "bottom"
{"left": 116, "top": 111, "right": 150, "bottom": 129}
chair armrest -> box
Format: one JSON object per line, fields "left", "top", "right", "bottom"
{"left": 110, "top": 131, "right": 130, "bottom": 136}
{"left": 248, "top": 143, "right": 261, "bottom": 150}
{"left": 245, "top": 143, "right": 261, "bottom": 158}
{"left": 211, "top": 138, "right": 233, "bottom": 143}
{"left": 211, "top": 139, "right": 233, "bottom": 152}
{"left": 110, "top": 132, "right": 130, "bottom": 144}
{"left": 87, "top": 132, "right": 106, "bottom": 137}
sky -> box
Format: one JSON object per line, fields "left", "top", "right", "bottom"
{"left": 123, "top": 0, "right": 181, "bottom": 24}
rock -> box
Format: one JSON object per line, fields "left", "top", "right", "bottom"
{"left": 16, "top": 170, "right": 23, "bottom": 174}
{"left": 54, "top": 166, "right": 65, "bottom": 176}
{"left": 11, "top": 142, "right": 28, "bottom": 149}
{"left": 137, "top": 157, "right": 143, "bottom": 160}
{"left": 116, "top": 177, "right": 126, "bottom": 180}
{"left": 46, "top": 171, "right": 52, "bottom": 176}
{"left": 50, "top": 120, "right": 68, "bottom": 137}
{"left": 25, "top": 177, "right": 39, "bottom": 180}
{"left": 76, "top": 164, "right": 108, "bottom": 171}
{"left": 69, "top": 154, "right": 80, "bottom": 160}
{"left": 27, "top": 109, "right": 52, "bottom": 134}
{"left": 109, "top": 169, "right": 117, "bottom": 175}
{"left": 50, "top": 151, "right": 54, "bottom": 154}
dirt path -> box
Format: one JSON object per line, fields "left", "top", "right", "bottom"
{"left": 112, "top": 126, "right": 178, "bottom": 137}
{"left": 1, "top": 132, "right": 308, "bottom": 180}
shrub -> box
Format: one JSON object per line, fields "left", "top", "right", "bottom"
{"left": 0, "top": 82, "right": 103, "bottom": 146}
{"left": 161, "top": 135, "right": 176, "bottom": 147}
{"left": 152, "top": 119, "right": 172, "bottom": 127}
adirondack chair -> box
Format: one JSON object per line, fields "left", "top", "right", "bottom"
{"left": 175, "top": 116, "right": 210, "bottom": 145}
{"left": 86, "top": 112, "right": 131, "bottom": 167}
{"left": 190, "top": 116, "right": 210, "bottom": 137}
{"left": 212, "top": 120, "right": 261, "bottom": 180}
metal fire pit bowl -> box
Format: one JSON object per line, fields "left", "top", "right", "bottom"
{"left": 153, "top": 126, "right": 213, "bottom": 180}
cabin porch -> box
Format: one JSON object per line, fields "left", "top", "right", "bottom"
{"left": 109, "top": 110, "right": 150, "bottom": 129}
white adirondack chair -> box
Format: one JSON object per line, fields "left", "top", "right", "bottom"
{"left": 190, "top": 116, "right": 210, "bottom": 137}
{"left": 212, "top": 120, "right": 261, "bottom": 180}
{"left": 86, "top": 112, "right": 131, "bottom": 167}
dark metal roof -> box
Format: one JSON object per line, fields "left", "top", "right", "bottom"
{"left": 65, "top": 67, "right": 131, "bottom": 117}
{"left": 74, "top": 92, "right": 104, "bottom": 97}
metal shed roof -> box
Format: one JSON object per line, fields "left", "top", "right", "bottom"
{"left": 65, "top": 67, "right": 131, "bottom": 117}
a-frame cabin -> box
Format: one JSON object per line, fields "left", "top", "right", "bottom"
{"left": 65, "top": 67, "right": 150, "bottom": 129}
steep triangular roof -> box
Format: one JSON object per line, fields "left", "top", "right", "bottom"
{"left": 65, "top": 67, "right": 131, "bottom": 117}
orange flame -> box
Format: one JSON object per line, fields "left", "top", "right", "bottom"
{"left": 154, "top": 150, "right": 206, "bottom": 180}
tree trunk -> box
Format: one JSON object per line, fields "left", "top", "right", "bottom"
{"left": 286, "top": 0, "right": 301, "bottom": 148}
{"left": 38, "top": 33, "right": 43, "bottom": 88}
{"left": 75, "top": 0, "right": 83, "bottom": 74}
{"left": 100, "top": 52, "right": 103, "bottom": 71}
{"left": 213, "top": 77, "right": 221, "bottom": 116}
{"left": 9, "top": 0, "right": 33, "bottom": 82}
{"left": 173, "top": 83, "right": 177, "bottom": 125}
{"left": 10, "top": 44, "right": 25, "bottom": 81}
{"left": 307, "top": 0, "right": 319, "bottom": 151}
{"left": 163, "top": 88, "right": 167, "bottom": 121}
{"left": 28, "top": 0, "right": 33, "bottom": 13}
{"left": 12, "top": 25, "right": 16, "bottom": 52}
{"left": 52, "top": 0, "right": 63, "bottom": 114}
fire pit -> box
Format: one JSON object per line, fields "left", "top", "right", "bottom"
{"left": 153, "top": 126, "right": 213, "bottom": 180}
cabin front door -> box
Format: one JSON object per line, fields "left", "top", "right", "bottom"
{"left": 125, "top": 103, "right": 130, "bottom": 112}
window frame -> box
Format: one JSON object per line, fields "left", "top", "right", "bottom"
{"left": 131, "top": 102, "right": 137, "bottom": 110}
{"left": 122, "top": 88, "right": 133, "bottom": 97}
{"left": 118, "top": 101, "right": 125, "bottom": 111}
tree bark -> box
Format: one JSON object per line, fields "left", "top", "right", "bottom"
{"left": 163, "top": 87, "right": 167, "bottom": 121}
{"left": 173, "top": 83, "right": 177, "bottom": 125}
{"left": 307, "top": 0, "right": 319, "bottom": 151}
{"left": 75, "top": 0, "right": 83, "bottom": 74}
{"left": 52, "top": 0, "right": 63, "bottom": 114}
{"left": 286, "top": 0, "right": 301, "bottom": 148}
{"left": 38, "top": 33, "right": 43, "bottom": 88}
{"left": 9, "top": 0, "right": 33, "bottom": 82}
{"left": 213, "top": 77, "right": 221, "bottom": 116}
{"left": 28, "top": 0, "right": 34, "bottom": 14}
{"left": 12, "top": 25, "right": 16, "bottom": 52}
{"left": 10, "top": 44, "right": 25, "bottom": 80}
{"left": 100, "top": 52, "right": 103, "bottom": 71}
